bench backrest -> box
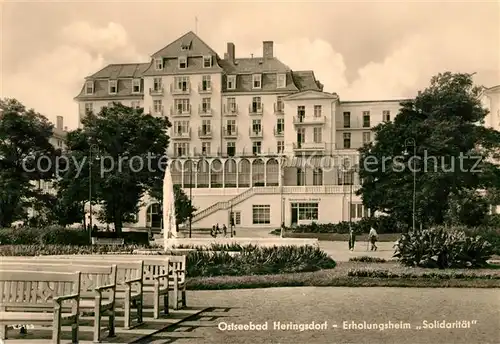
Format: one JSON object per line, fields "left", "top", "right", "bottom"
{"left": 0, "top": 263, "right": 117, "bottom": 296}
{"left": 46, "top": 255, "right": 172, "bottom": 286}
{"left": 0, "top": 270, "right": 80, "bottom": 309}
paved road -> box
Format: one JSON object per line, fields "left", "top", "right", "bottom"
{"left": 137, "top": 287, "right": 500, "bottom": 344}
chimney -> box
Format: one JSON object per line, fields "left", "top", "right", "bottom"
{"left": 56, "top": 116, "right": 63, "bottom": 130}
{"left": 263, "top": 41, "right": 273, "bottom": 59}
{"left": 226, "top": 42, "right": 235, "bottom": 62}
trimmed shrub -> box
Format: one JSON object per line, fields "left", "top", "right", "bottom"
{"left": 463, "top": 227, "right": 500, "bottom": 255}
{"left": 394, "top": 226, "right": 493, "bottom": 269}
{"left": 0, "top": 227, "right": 89, "bottom": 246}
{"left": 349, "top": 256, "right": 387, "bottom": 263}
{"left": 347, "top": 268, "right": 500, "bottom": 279}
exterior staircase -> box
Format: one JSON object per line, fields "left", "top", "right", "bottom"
{"left": 191, "top": 185, "right": 360, "bottom": 224}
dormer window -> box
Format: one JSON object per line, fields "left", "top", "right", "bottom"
{"left": 203, "top": 56, "right": 212, "bottom": 68}
{"left": 277, "top": 74, "right": 286, "bottom": 88}
{"left": 109, "top": 80, "right": 117, "bottom": 94}
{"left": 252, "top": 74, "right": 262, "bottom": 89}
{"left": 85, "top": 81, "right": 94, "bottom": 95}
{"left": 227, "top": 75, "right": 236, "bottom": 90}
{"left": 181, "top": 41, "right": 191, "bottom": 51}
{"left": 154, "top": 58, "right": 163, "bottom": 71}
{"left": 178, "top": 56, "right": 187, "bottom": 69}
{"left": 132, "top": 79, "right": 141, "bottom": 93}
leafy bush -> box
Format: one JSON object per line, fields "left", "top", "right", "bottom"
{"left": 272, "top": 216, "right": 406, "bottom": 235}
{"left": 463, "top": 226, "right": 500, "bottom": 255}
{"left": 349, "top": 256, "right": 387, "bottom": 263}
{"left": 0, "top": 244, "right": 147, "bottom": 256}
{"left": 0, "top": 227, "right": 89, "bottom": 245}
{"left": 394, "top": 226, "right": 493, "bottom": 268}
{"left": 347, "top": 268, "right": 500, "bottom": 279}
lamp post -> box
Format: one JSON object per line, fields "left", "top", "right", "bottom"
{"left": 189, "top": 159, "right": 193, "bottom": 238}
{"left": 88, "top": 144, "right": 100, "bottom": 243}
{"left": 404, "top": 138, "right": 417, "bottom": 232}
{"left": 229, "top": 201, "right": 234, "bottom": 238}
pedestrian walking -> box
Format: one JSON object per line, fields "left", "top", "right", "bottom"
{"left": 369, "top": 227, "right": 378, "bottom": 251}
{"left": 222, "top": 224, "right": 227, "bottom": 237}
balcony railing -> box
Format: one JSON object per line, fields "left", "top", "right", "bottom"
{"left": 293, "top": 142, "right": 327, "bottom": 151}
{"left": 171, "top": 128, "right": 191, "bottom": 139}
{"left": 249, "top": 104, "right": 264, "bottom": 115}
{"left": 198, "top": 105, "right": 212, "bottom": 116}
{"left": 293, "top": 116, "right": 326, "bottom": 125}
{"left": 149, "top": 87, "right": 164, "bottom": 96}
{"left": 198, "top": 128, "right": 212, "bottom": 139}
{"left": 170, "top": 83, "right": 191, "bottom": 95}
{"left": 223, "top": 127, "right": 238, "bottom": 138}
{"left": 249, "top": 128, "right": 263, "bottom": 138}
{"left": 198, "top": 83, "right": 212, "bottom": 94}
{"left": 274, "top": 127, "right": 284, "bottom": 137}
{"left": 170, "top": 105, "right": 191, "bottom": 117}
{"left": 223, "top": 104, "right": 238, "bottom": 116}
{"left": 149, "top": 106, "right": 164, "bottom": 116}
{"left": 274, "top": 103, "right": 284, "bottom": 114}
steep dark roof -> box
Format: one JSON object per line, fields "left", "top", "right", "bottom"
{"left": 291, "top": 71, "right": 322, "bottom": 91}
{"left": 87, "top": 63, "right": 150, "bottom": 79}
{"left": 151, "top": 31, "right": 218, "bottom": 58}
{"left": 218, "top": 57, "right": 290, "bottom": 74}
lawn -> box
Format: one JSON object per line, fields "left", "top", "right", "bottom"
{"left": 186, "top": 261, "right": 500, "bottom": 290}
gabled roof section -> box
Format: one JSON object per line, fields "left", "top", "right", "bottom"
{"left": 283, "top": 90, "right": 338, "bottom": 101}
{"left": 219, "top": 57, "right": 290, "bottom": 74}
{"left": 86, "top": 63, "right": 150, "bottom": 79}
{"left": 291, "top": 71, "right": 322, "bottom": 91}
{"left": 151, "top": 31, "right": 218, "bottom": 58}
{"left": 485, "top": 84, "right": 500, "bottom": 93}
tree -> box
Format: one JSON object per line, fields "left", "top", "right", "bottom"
{"left": 0, "top": 98, "right": 59, "bottom": 227}
{"left": 61, "top": 103, "right": 170, "bottom": 234}
{"left": 357, "top": 72, "right": 500, "bottom": 228}
{"left": 149, "top": 178, "right": 197, "bottom": 229}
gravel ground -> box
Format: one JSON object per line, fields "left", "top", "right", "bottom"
{"left": 137, "top": 287, "right": 500, "bottom": 344}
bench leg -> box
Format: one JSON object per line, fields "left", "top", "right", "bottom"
{"left": 52, "top": 308, "right": 62, "bottom": 344}
{"left": 154, "top": 287, "right": 160, "bottom": 319}
{"left": 1, "top": 325, "right": 7, "bottom": 339}
{"left": 72, "top": 318, "right": 79, "bottom": 344}
{"left": 93, "top": 313, "right": 101, "bottom": 343}
{"left": 108, "top": 310, "right": 115, "bottom": 337}
{"left": 137, "top": 299, "right": 143, "bottom": 324}
{"left": 164, "top": 293, "right": 169, "bottom": 315}
{"left": 124, "top": 291, "right": 131, "bottom": 329}
{"left": 172, "top": 285, "right": 179, "bottom": 310}
{"left": 181, "top": 289, "right": 186, "bottom": 308}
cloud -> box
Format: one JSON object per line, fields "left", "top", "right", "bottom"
{"left": 1, "top": 21, "right": 147, "bottom": 129}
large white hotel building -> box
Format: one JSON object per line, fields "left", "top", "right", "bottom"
{"left": 74, "top": 31, "right": 500, "bottom": 230}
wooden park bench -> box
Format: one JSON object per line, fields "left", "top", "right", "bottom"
{"left": 29, "top": 258, "right": 144, "bottom": 330}
{"left": 0, "top": 270, "right": 81, "bottom": 344}
{"left": 1, "top": 263, "right": 117, "bottom": 343}
{"left": 71, "top": 255, "right": 187, "bottom": 310}
{"left": 52, "top": 255, "right": 177, "bottom": 315}
{"left": 91, "top": 237, "right": 125, "bottom": 245}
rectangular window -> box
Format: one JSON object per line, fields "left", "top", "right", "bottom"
{"left": 277, "top": 74, "right": 286, "bottom": 88}
{"left": 252, "top": 74, "right": 262, "bottom": 89}
{"left": 363, "top": 132, "right": 371, "bottom": 144}
{"left": 252, "top": 141, "right": 262, "bottom": 155}
{"left": 84, "top": 103, "right": 93, "bottom": 113}
{"left": 153, "top": 77, "right": 162, "bottom": 91}
{"left": 350, "top": 203, "right": 368, "bottom": 219}
{"left": 173, "top": 143, "right": 189, "bottom": 157}
{"left": 153, "top": 100, "right": 162, "bottom": 114}
{"left": 276, "top": 118, "right": 284, "bottom": 133}
{"left": 155, "top": 58, "right": 163, "bottom": 70}
{"left": 251, "top": 97, "right": 262, "bottom": 112}
{"left": 252, "top": 205, "right": 270, "bottom": 224}
{"left": 227, "top": 97, "right": 237, "bottom": 113}
{"left": 108, "top": 80, "right": 117, "bottom": 94}
{"left": 343, "top": 112, "right": 350, "bottom": 128}
{"left": 297, "top": 168, "right": 305, "bottom": 186}
{"left": 178, "top": 56, "right": 187, "bottom": 69}
{"left": 383, "top": 110, "right": 391, "bottom": 122}
{"left": 174, "top": 99, "right": 190, "bottom": 114}
{"left": 202, "top": 98, "right": 211, "bottom": 113}
{"left": 230, "top": 211, "right": 241, "bottom": 225}
{"left": 226, "top": 120, "right": 236, "bottom": 136}
{"left": 203, "top": 56, "right": 212, "bottom": 68}
{"left": 291, "top": 202, "right": 319, "bottom": 221}
{"left": 227, "top": 141, "right": 236, "bottom": 156}
{"left": 132, "top": 79, "right": 141, "bottom": 93}
{"left": 277, "top": 141, "right": 284, "bottom": 153}
{"left": 202, "top": 75, "right": 211, "bottom": 91}
{"left": 297, "top": 128, "right": 305, "bottom": 144}
{"left": 252, "top": 119, "right": 262, "bottom": 133}
{"left": 297, "top": 106, "right": 305, "bottom": 118}
{"left": 85, "top": 81, "right": 94, "bottom": 95}
{"left": 174, "top": 76, "right": 189, "bottom": 91}
{"left": 201, "top": 119, "right": 211, "bottom": 134}
{"left": 313, "top": 169, "right": 323, "bottom": 186}
{"left": 227, "top": 75, "right": 236, "bottom": 90}
{"left": 363, "top": 111, "right": 371, "bottom": 127}
{"left": 276, "top": 96, "right": 284, "bottom": 112}
{"left": 201, "top": 142, "right": 211, "bottom": 155}
{"left": 174, "top": 121, "right": 189, "bottom": 134}
{"left": 343, "top": 132, "right": 351, "bottom": 149}
{"left": 314, "top": 105, "right": 322, "bottom": 117}
{"left": 313, "top": 127, "right": 322, "bottom": 143}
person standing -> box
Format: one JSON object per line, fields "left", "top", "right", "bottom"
{"left": 348, "top": 227, "right": 356, "bottom": 251}
{"left": 222, "top": 224, "right": 227, "bottom": 237}
{"left": 369, "top": 227, "right": 378, "bottom": 251}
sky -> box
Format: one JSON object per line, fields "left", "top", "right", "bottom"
{"left": 1, "top": 0, "right": 499, "bottom": 130}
